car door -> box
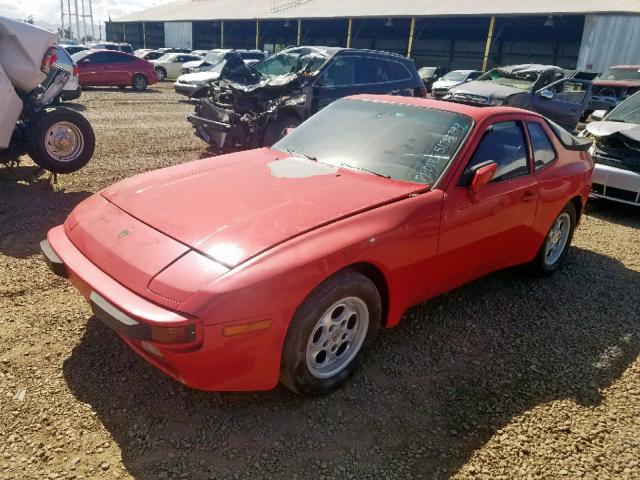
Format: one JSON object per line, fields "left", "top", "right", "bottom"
{"left": 436, "top": 116, "right": 539, "bottom": 285}
{"left": 103, "top": 52, "right": 131, "bottom": 85}
{"left": 313, "top": 56, "right": 360, "bottom": 111}
{"left": 531, "top": 78, "right": 593, "bottom": 131}
{"left": 77, "top": 52, "right": 108, "bottom": 86}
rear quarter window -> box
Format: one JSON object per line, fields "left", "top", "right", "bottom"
{"left": 526, "top": 122, "right": 556, "bottom": 170}
{"left": 385, "top": 60, "right": 413, "bottom": 81}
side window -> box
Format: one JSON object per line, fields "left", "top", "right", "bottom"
{"left": 527, "top": 122, "right": 556, "bottom": 170}
{"left": 470, "top": 71, "right": 482, "bottom": 80}
{"left": 91, "top": 52, "right": 110, "bottom": 63}
{"left": 320, "top": 57, "right": 357, "bottom": 86}
{"left": 385, "top": 60, "right": 412, "bottom": 81}
{"left": 355, "top": 58, "right": 391, "bottom": 84}
{"left": 462, "top": 121, "right": 529, "bottom": 184}
{"left": 552, "top": 80, "right": 589, "bottom": 104}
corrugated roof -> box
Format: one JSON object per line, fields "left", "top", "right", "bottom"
{"left": 115, "top": 0, "right": 640, "bottom": 22}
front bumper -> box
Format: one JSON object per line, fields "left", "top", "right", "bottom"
{"left": 591, "top": 162, "right": 640, "bottom": 206}
{"left": 41, "top": 226, "right": 286, "bottom": 391}
{"left": 174, "top": 81, "right": 200, "bottom": 96}
{"left": 61, "top": 86, "right": 82, "bottom": 101}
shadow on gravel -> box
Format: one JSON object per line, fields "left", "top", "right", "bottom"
{"left": 585, "top": 198, "right": 640, "bottom": 229}
{"left": 62, "top": 247, "right": 640, "bottom": 479}
{"left": 0, "top": 172, "right": 90, "bottom": 258}
{"left": 61, "top": 102, "right": 87, "bottom": 112}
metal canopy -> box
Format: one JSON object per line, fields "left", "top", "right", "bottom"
{"left": 115, "top": 0, "right": 640, "bottom": 23}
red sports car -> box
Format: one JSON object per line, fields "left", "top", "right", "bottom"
{"left": 42, "top": 95, "right": 593, "bottom": 395}
{"left": 71, "top": 49, "right": 157, "bottom": 91}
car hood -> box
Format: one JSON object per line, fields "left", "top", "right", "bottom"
{"left": 177, "top": 71, "right": 220, "bottom": 83}
{"left": 449, "top": 80, "right": 525, "bottom": 100}
{"left": 182, "top": 60, "right": 204, "bottom": 69}
{"left": 100, "top": 148, "right": 423, "bottom": 268}
{"left": 586, "top": 120, "right": 640, "bottom": 142}
{"left": 432, "top": 79, "right": 462, "bottom": 89}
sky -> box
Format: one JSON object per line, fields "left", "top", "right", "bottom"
{"left": 0, "top": 0, "right": 167, "bottom": 34}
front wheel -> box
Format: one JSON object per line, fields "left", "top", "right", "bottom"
{"left": 26, "top": 107, "right": 95, "bottom": 174}
{"left": 263, "top": 114, "right": 301, "bottom": 147}
{"left": 530, "top": 203, "right": 576, "bottom": 275}
{"left": 280, "top": 270, "right": 382, "bottom": 396}
{"left": 155, "top": 67, "right": 166, "bottom": 82}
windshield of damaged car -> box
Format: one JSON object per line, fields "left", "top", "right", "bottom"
{"left": 606, "top": 92, "right": 640, "bottom": 124}
{"left": 253, "top": 48, "right": 329, "bottom": 76}
{"left": 441, "top": 71, "right": 468, "bottom": 82}
{"left": 597, "top": 68, "right": 640, "bottom": 82}
{"left": 478, "top": 68, "right": 539, "bottom": 90}
{"left": 204, "top": 51, "right": 225, "bottom": 64}
{"left": 273, "top": 99, "right": 472, "bottom": 185}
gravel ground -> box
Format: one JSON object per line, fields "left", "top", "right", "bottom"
{"left": 1, "top": 83, "right": 639, "bottom": 480}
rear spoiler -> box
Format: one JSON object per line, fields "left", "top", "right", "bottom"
{"left": 564, "top": 70, "right": 599, "bottom": 81}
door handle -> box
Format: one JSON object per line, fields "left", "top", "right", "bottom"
{"left": 522, "top": 191, "right": 536, "bottom": 202}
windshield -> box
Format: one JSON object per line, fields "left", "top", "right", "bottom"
{"left": 597, "top": 67, "right": 640, "bottom": 82}
{"left": 253, "top": 48, "right": 329, "bottom": 76}
{"left": 204, "top": 51, "right": 225, "bottom": 64}
{"left": 478, "top": 68, "right": 540, "bottom": 90}
{"left": 273, "top": 99, "right": 473, "bottom": 185}
{"left": 71, "top": 50, "right": 91, "bottom": 62}
{"left": 442, "top": 71, "right": 468, "bottom": 82}
{"left": 606, "top": 92, "right": 640, "bottom": 124}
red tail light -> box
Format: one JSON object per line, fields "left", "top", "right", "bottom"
{"left": 73, "top": 65, "right": 79, "bottom": 77}
{"left": 41, "top": 47, "right": 58, "bottom": 74}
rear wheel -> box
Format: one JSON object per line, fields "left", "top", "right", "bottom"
{"left": 155, "top": 67, "right": 166, "bottom": 82}
{"left": 530, "top": 203, "right": 576, "bottom": 275}
{"left": 132, "top": 74, "right": 148, "bottom": 91}
{"left": 26, "top": 107, "right": 95, "bottom": 174}
{"left": 280, "top": 270, "right": 382, "bottom": 396}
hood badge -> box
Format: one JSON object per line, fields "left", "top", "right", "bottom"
{"left": 118, "top": 229, "right": 131, "bottom": 239}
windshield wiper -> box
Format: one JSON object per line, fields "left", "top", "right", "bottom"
{"left": 340, "top": 162, "right": 390, "bottom": 179}
{"left": 284, "top": 148, "right": 317, "bottom": 162}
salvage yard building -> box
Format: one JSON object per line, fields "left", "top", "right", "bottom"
{"left": 106, "top": 0, "right": 640, "bottom": 72}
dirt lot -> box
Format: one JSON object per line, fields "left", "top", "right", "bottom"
{"left": 1, "top": 83, "right": 639, "bottom": 480}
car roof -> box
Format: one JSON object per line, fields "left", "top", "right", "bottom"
{"left": 494, "top": 64, "right": 564, "bottom": 74}
{"left": 350, "top": 94, "right": 539, "bottom": 122}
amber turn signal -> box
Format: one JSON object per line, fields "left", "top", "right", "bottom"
{"left": 150, "top": 324, "right": 196, "bottom": 344}
{"left": 222, "top": 319, "right": 272, "bottom": 337}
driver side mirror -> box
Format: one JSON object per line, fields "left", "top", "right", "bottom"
{"left": 469, "top": 161, "right": 497, "bottom": 203}
{"left": 284, "top": 127, "right": 296, "bottom": 136}
{"left": 538, "top": 89, "right": 554, "bottom": 100}
{"left": 591, "top": 110, "right": 607, "bottom": 121}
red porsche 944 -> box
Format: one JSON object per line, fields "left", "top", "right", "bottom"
{"left": 42, "top": 95, "right": 594, "bottom": 395}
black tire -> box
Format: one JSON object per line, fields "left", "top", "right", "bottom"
{"left": 131, "top": 74, "right": 148, "bottom": 91}
{"left": 280, "top": 269, "right": 382, "bottom": 396}
{"left": 26, "top": 107, "right": 95, "bottom": 174}
{"left": 529, "top": 203, "right": 576, "bottom": 276}
{"left": 263, "top": 114, "right": 301, "bottom": 147}
{"left": 155, "top": 67, "right": 166, "bottom": 82}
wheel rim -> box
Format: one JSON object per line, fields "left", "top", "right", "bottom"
{"left": 44, "top": 121, "right": 84, "bottom": 163}
{"left": 544, "top": 212, "right": 571, "bottom": 266}
{"left": 156, "top": 68, "right": 164, "bottom": 80}
{"left": 134, "top": 76, "right": 145, "bottom": 89}
{"left": 305, "top": 297, "right": 369, "bottom": 379}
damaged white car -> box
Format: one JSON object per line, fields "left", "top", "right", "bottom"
{"left": 583, "top": 92, "right": 640, "bottom": 206}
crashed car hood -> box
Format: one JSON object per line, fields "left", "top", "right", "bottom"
{"left": 586, "top": 120, "right": 640, "bottom": 142}
{"left": 101, "top": 148, "right": 423, "bottom": 268}
{"left": 178, "top": 71, "right": 220, "bottom": 83}
{"left": 182, "top": 60, "right": 205, "bottom": 69}
{"left": 449, "top": 80, "right": 524, "bottom": 99}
